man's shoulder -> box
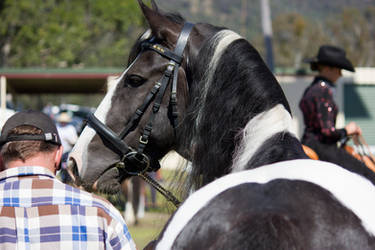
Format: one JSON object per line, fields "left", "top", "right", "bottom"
{"left": 65, "top": 183, "right": 109, "bottom": 203}
{"left": 58, "top": 181, "right": 115, "bottom": 206}
{"left": 49, "top": 179, "right": 124, "bottom": 220}
{"left": 74, "top": 186, "right": 123, "bottom": 221}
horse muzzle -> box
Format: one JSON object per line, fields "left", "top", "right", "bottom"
{"left": 66, "top": 157, "right": 83, "bottom": 188}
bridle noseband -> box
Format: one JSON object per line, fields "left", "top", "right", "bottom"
{"left": 85, "top": 22, "right": 194, "bottom": 207}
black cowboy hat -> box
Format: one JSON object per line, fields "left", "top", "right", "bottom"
{"left": 304, "top": 45, "right": 355, "bottom": 72}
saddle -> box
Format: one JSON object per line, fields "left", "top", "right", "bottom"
{"left": 341, "top": 134, "right": 375, "bottom": 173}
{"left": 302, "top": 135, "right": 375, "bottom": 174}
{"left": 302, "top": 144, "right": 319, "bottom": 160}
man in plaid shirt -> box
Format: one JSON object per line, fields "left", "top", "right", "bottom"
{"left": 0, "top": 110, "right": 136, "bottom": 250}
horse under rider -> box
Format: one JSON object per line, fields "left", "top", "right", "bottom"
{"left": 299, "top": 45, "right": 367, "bottom": 171}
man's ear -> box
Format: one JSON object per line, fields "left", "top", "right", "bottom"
{"left": 55, "top": 146, "right": 63, "bottom": 170}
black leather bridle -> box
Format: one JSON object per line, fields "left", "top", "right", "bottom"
{"left": 85, "top": 22, "right": 194, "bottom": 207}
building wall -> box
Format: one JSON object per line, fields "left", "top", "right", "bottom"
{"left": 276, "top": 75, "right": 312, "bottom": 139}
{"left": 344, "top": 84, "right": 375, "bottom": 145}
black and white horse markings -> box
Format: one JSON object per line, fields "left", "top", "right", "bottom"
{"left": 156, "top": 160, "right": 375, "bottom": 249}
{"left": 69, "top": 1, "right": 375, "bottom": 249}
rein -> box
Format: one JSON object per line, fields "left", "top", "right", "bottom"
{"left": 85, "top": 22, "right": 194, "bottom": 208}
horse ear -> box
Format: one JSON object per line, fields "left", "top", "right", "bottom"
{"left": 151, "top": 0, "right": 159, "bottom": 11}
{"left": 138, "top": 0, "right": 181, "bottom": 45}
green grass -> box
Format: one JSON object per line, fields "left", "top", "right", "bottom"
{"left": 97, "top": 167, "right": 187, "bottom": 248}
{"left": 129, "top": 212, "right": 170, "bottom": 249}
{"left": 126, "top": 168, "right": 184, "bottom": 249}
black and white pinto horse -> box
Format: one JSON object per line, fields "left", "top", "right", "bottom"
{"left": 69, "top": 1, "right": 375, "bottom": 249}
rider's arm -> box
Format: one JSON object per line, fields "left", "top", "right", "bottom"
{"left": 314, "top": 84, "right": 347, "bottom": 143}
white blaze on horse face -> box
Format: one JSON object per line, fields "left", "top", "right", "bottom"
{"left": 69, "top": 30, "right": 152, "bottom": 178}
{"left": 69, "top": 74, "right": 123, "bottom": 177}
{"left": 231, "top": 104, "right": 296, "bottom": 172}
{"left": 156, "top": 159, "right": 375, "bottom": 249}
{"left": 195, "top": 30, "right": 242, "bottom": 129}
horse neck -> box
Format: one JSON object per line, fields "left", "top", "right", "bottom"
{"left": 181, "top": 30, "right": 305, "bottom": 189}
{"left": 231, "top": 104, "right": 307, "bottom": 172}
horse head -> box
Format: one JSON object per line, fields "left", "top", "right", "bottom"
{"left": 70, "top": 0, "right": 295, "bottom": 195}
{"left": 69, "top": 0, "right": 209, "bottom": 193}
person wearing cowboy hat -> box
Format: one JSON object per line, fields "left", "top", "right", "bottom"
{"left": 299, "top": 45, "right": 373, "bottom": 175}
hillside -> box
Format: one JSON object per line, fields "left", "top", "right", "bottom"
{"left": 153, "top": 0, "right": 375, "bottom": 68}
{"left": 155, "top": 0, "right": 374, "bottom": 38}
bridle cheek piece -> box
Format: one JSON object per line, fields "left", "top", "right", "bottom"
{"left": 85, "top": 22, "right": 194, "bottom": 207}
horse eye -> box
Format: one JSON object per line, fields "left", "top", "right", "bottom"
{"left": 124, "top": 74, "right": 146, "bottom": 88}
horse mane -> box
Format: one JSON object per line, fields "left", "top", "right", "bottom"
{"left": 126, "top": 10, "right": 295, "bottom": 198}
{"left": 178, "top": 29, "right": 292, "bottom": 193}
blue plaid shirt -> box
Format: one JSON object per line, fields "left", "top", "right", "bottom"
{"left": 0, "top": 166, "right": 136, "bottom": 250}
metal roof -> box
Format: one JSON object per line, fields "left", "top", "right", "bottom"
{"left": 0, "top": 68, "right": 124, "bottom": 94}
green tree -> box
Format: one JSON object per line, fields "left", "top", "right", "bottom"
{"left": 0, "top": 0, "right": 144, "bottom": 68}
{"left": 269, "top": 7, "right": 375, "bottom": 71}
{"left": 326, "top": 7, "right": 375, "bottom": 67}
{"left": 272, "top": 13, "right": 327, "bottom": 70}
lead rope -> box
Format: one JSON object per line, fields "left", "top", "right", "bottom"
{"left": 137, "top": 172, "right": 181, "bottom": 208}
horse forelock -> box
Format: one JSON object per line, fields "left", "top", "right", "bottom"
{"left": 141, "top": 29, "right": 152, "bottom": 40}
{"left": 128, "top": 12, "right": 185, "bottom": 66}
{"left": 127, "top": 29, "right": 152, "bottom": 66}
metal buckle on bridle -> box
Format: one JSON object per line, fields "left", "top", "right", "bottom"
{"left": 116, "top": 152, "right": 181, "bottom": 207}
{"left": 167, "top": 61, "right": 176, "bottom": 70}
{"left": 139, "top": 136, "right": 148, "bottom": 145}
{"left": 118, "top": 151, "right": 151, "bottom": 176}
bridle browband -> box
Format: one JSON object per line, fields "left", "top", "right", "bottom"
{"left": 85, "top": 22, "right": 195, "bottom": 207}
